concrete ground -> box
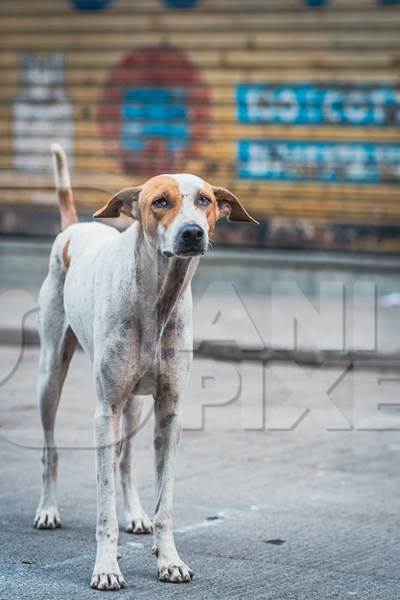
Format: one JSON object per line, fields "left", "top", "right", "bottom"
{"left": 1, "top": 238, "right": 400, "bottom": 354}
{"left": 1, "top": 342, "right": 400, "bottom": 600}
{"left": 1, "top": 284, "right": 400, "bottom": 354}
{"left": 1, "top": 240, "right": 400, "bottom": 599}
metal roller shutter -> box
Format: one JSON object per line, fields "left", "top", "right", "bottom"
{"left": 0, "top": 0, "right": 399, "bottom": 251}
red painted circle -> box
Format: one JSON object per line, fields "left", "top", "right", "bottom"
{"left": 98, "top": 46, "right": 211, "bottom": 175}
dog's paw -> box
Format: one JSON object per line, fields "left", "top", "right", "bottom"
{"left": 34, "top": 508, "right": 61, "bottom": 529}
{"left": 157, "top": 558, "right": 193, "bottom": 583}
{"left": 90, "top": 569, "right": 126, "bottom": 591}
{"left": 125, "top": 512, "right": 153, "bottom": 534}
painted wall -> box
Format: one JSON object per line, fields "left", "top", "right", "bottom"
{"left": 1, "top": 0, "right": 400, "bottom": 252}
{"left": 13, "top": 54, "right": 74, "bottom": 172}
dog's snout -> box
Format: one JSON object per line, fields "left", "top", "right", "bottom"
{"left": 173, "top": 223, "right": 207, "bottom": 257}
{"left": 181, "top": 224, "right": 204, "bottom": 243}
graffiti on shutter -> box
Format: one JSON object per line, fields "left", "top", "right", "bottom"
{"left": 98, "top": 46, "right": 210, "bottom": 175}
{"left": 13, "top": 53, "right": 74, "bottom": 173}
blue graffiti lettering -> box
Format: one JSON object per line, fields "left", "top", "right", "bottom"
{"left": 238, "top": 140, "right": 400, "bottom": 184}
{"left": 237, "top": 84, "right": 400, "bottom": 127}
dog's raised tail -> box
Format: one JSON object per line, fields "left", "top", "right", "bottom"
{"left": 51, "top": 143, "right": 78, "bottom": 231}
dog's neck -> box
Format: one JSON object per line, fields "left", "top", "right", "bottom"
{"left": 124, "top": 223, "right": 198, "bottom": 339}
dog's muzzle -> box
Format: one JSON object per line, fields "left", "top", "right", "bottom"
{"left": 173, "top": 224, "right": 206, "bottom": 257}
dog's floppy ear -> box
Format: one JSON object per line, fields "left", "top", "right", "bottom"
{"left": 213, "top": 187, "right": 259, "bottom": 224}
{"left": 93, "top": 187, "right": 142, "bottom": 220}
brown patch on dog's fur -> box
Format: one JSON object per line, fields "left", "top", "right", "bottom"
{"left": 93, "top": 187, "right": 142, "bottom": 220}
{"left": 212, "top": 186, "right": 259, "bottom": 224}
{"left": 58, "top": 189, "right": 78, "bottom": 231}
{"left": 199, "top": 183, "right": 218, "bottom": 233}
{"left": 62, "top": 240, "right": 71, "bottom": 270}
{"left": 139, "top": 175, "right": 183, "bottom": 237}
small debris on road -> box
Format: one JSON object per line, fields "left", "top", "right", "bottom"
{"left": 264, "top": 539, "right": 286, "bottom": 546}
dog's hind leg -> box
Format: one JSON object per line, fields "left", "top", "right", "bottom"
{"left": 119, "top": 395, "right": 153, "bottom": 534}
{"left": 34, "top": 269, "right": 77, "bottom": 529}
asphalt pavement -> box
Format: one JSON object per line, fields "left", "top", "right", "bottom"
{"left": 1, "top": 344, "right": 400, "bottom": 600}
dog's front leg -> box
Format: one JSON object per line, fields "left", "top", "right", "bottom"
{"left": 120, "top": 395, "right": 153, "bottom": 534}
{"left": 91, "top": 393, "right": 127, "bottom": 591}
{"left": 153, "top": 387, "right": 193, "bottom": 583}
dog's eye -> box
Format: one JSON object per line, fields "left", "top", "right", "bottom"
{"left": 152, "top": 197, "right": 169, "bottom": 209}
{"left": 197, "top": 195, "right": 211, "bottom": 207}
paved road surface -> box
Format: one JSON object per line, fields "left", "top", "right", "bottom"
{"left": 1, "top": 284, "right": 400, "bottom": 354}
{"left": 1, "top": 345, "right": 400, "bottom": 599}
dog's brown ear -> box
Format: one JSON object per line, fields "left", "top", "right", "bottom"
{"left": 93, "top": 187, "right": 142, "bottom": 220}
{"left": 213, "top": 187, "right": 259, "bottom": 224}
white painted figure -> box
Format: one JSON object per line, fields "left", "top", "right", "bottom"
{"left": 13, "top": 54, "right": 73, "bottom": 172}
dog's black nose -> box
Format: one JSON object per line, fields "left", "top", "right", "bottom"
{"left": 175, "top": 223, "right": 206, "bottom": 257}
{"left": 180, "top": 224, "right": 204, "bottom": 243}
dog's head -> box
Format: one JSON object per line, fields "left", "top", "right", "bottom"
{"left": 94, "top": 174, "right": 258, "bottom": 258}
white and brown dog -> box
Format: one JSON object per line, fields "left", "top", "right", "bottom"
{"left": 34, "top": 144, "right": 257, "bottom": 590}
